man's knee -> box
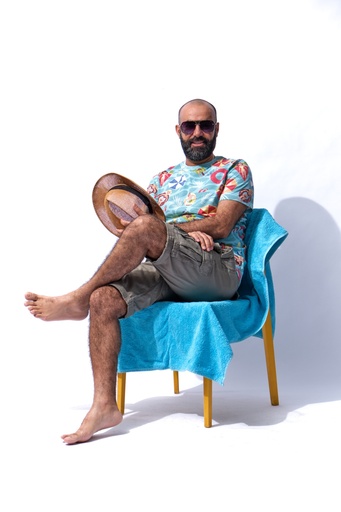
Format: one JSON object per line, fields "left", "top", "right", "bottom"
{"left": 89, "top": 286, "right": 127, "bottom": 318}
{"left": 128, "top": 214, "right": 167, "bottom": 259}
{"left": 131, "top": 214, "right": 166, "bottom": 237}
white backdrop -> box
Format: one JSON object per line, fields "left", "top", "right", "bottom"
{"left": 1, "top": 0, "right": 340, "bottom": 419}
{"left": 1, "top": 2, "right": 341, "bottom": 511}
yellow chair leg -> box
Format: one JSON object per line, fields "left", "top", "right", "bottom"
{"left": 117, "top": 372, "right": 126, "bottom": 414}
{"left": 173, "top": 371, "right": 180, "bottom": 394}
{"left": 262, "top": 310, "right": 279, "bottom": 405}
{"left": 203, "top": 377, "right": 212, "bottom": 427}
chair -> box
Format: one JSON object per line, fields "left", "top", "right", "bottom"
{"left": 117, "top": 208, "right": 288, "bottom": 427}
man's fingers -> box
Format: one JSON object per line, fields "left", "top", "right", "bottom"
{"left": 188, "top": 231, "right": 214, "bottom": 251}
{"left": 133, "top": 204, "right": 147, "bottom": 216}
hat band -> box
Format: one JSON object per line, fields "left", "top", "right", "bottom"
{"left": 108, "top": 185, "right": 153, "bottom": 214}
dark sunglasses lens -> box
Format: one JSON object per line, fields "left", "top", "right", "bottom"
{"left": 180, "top": 121, "right": 196, "bottom": 134}
{"left": 200, "top": 121, "right": 215, "bottom": 133}
{"left": 180, "top": 120, "right": 215, "bottom": 135}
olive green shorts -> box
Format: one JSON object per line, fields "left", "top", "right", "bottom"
{"left": 110, "top": 224, "right": 240, "bottom": 318}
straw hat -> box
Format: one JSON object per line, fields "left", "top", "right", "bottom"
{"left": 92, "top": 173, "right": 165, "bottom": 235}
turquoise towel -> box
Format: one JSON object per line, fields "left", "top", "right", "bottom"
{"left": 118, "top": 209, "right": 288, "bottom": 384}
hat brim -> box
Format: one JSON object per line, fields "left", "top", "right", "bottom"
{"left": 92, "top": 173, "right": 165, "bottom": 236}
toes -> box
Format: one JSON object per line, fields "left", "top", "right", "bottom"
{"left": 61, "top": 433, "right": 79, "bottom": 445}
{"left": 25, "top": 292, "right": 37, "bottom": 300}
{"left": 61, "top": 431, "right": 90, "bottom": 445}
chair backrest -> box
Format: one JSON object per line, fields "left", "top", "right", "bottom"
{"left": 238, "top": 208, "right": 288, "bottom": 337}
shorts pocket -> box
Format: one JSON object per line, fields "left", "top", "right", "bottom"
{"left": 177, "top": 241, "right": 202, "bottom": 264}
{"left": 171, "top": 230, "right": 203, "bottom": 264}
{"left": 220, "top": 246, "right": 236, "bottom": 272}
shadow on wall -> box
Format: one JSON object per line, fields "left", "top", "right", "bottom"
{"left": 272, "top": 197, "right": 341, "bottom": 401}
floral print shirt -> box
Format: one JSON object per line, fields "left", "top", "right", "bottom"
{"left": 147, "top": 156, "right": 254, "bottom": 280}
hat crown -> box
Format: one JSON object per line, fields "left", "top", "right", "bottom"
{"left": 104, "top": 187, "right": 149, "bottom": 227}
{"left": 106, "top": 184, "right": 153, "bottom": 214}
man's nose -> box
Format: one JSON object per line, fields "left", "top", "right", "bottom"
{"left": 193, "top": 123, "right": 204, "bottom": 136}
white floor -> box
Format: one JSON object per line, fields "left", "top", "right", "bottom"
{"left": 2, "top": 307, "right": 340, "bottom": 512}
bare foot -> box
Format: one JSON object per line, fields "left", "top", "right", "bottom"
{"left": 24, "top": 291, "right": 89, "bottom": 321}
{"left": 61, "top": 405, "right": 123, "bottom": 444}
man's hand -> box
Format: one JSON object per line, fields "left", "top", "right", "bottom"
{"left": 188, "top": 231, "right": 214, "bottom": 251}
{"left": 116, "top": 204, "right": 147, "bottom": 237}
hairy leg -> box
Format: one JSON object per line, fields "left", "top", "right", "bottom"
{"left": 62, "top": 286, "right": 126, "bottom": 444}
{"left": 24, "top": 214, "right": 167, "bottom": 321}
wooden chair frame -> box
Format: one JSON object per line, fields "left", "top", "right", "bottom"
{"left": 116, "top": 306, "right": 278, "bottom": 428}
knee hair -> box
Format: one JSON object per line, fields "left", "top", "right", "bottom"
{"left": 129, "top": 213, "right": 165, "bottom": 236}
{"left": 89, "top": 286, "right": 127, "bottom": 319}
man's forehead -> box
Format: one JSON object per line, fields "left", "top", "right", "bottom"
{"left": 179, "top": 102, "right": 215, "bottom": 121}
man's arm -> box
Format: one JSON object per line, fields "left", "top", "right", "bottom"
{"left": 178, "top": 199, "right": 247, "bottom": 239}
{"left": 177, "top": 200, "right": 247, "bottom": 251}
{"left": 119, "top": 200, "right": 247, "bottom": 251}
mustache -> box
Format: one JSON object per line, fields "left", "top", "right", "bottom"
{"left": 190, "top": 137, "right": 208, "bottom": 143}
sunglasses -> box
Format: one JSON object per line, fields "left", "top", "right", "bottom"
{"left": 180, "top": 120, "right": 216, "bottom": 135}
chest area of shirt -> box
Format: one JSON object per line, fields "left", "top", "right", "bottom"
{"left": 159, "top": 166, "right": 229, "bottom": 195}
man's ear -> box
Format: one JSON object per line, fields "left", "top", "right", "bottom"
{"left": 175, "top": 124, "right": 181, "bottom": 137}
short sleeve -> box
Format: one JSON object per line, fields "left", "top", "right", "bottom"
{"left": 221, "top": 159, "right": 254, "bottom": 208}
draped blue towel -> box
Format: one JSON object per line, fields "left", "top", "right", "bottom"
{"left": 118, "top": 208, "right": 288, "bottom": 384}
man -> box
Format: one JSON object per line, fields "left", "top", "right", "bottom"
{"left": 24, "top": 99, "right": 254, "bottom": 444}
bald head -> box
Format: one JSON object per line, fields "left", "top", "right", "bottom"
{"left": 178, "top": 99, "right": 217, "bottom": 124}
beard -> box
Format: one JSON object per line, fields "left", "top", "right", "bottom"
{"left": 180, "top": 132, "right": 217, "bottom": 163}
